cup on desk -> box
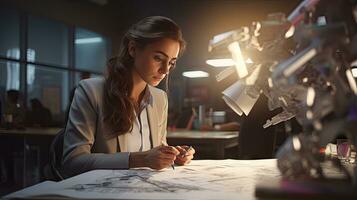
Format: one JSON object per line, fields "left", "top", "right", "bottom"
{"left": 337, "top": 139, "right": 351, "bottom": 163}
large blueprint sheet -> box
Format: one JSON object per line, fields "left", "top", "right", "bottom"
{"left": 5, "top": 159, "right": 280, "bottom": 200}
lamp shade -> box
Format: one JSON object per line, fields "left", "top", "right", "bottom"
{"left": 222, "top": 81, "right": 260, "bottom": 116}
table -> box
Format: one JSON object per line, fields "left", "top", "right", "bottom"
{"left": 0, "top": 128, "right": 60, "bottom": 136}
{"left": 0, "top": 128, "right": 61, "bottom": 190}
{"left": 3, "top": 159, "right": 279, "bottom": 200}
{"left": 5, "top": 159, "right": 355, "bottom": 200}
{"left": 167, "top": 130, "right": 239, "bottom": 159}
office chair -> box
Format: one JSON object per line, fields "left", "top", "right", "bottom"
{"left": 43, "top": 128, "right": 65, "bottom": 181}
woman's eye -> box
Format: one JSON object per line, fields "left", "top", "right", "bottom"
{"left": 154, "top": 56, "right": 163, "bottom": 62}
{"left": 169, "top": 62, "right": 176, "bottom": 67}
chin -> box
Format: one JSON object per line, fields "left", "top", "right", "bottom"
{"left": 147, "top": 80, "right": 160, "bottom": 86}
{"left": 151, "top": 81, "right": 160, "bottom": 87}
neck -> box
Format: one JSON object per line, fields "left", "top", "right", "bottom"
{"left": 131, "top": 70, "right": 147, "bottom": 103}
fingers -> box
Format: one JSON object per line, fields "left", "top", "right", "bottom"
{"left": 173, "top": 145, "right": 195, "bottom": 166}
{"left": 175, "top": 146, "right": 195, "bottom": 157}
{"left": 160, "top": 145, "right": 180, "bottom": 155}
{"left": 186, "top": 146, "right": 195, "bottom": 155}
{"left": 175, "top": 154, "right": 194, "bottom": 166}
{"left": 174, "top": 146, "right": 186, "bottom": 157}
{"left": 146, "top": 146, "right": 179, "bottom": 169}
{"left": 148, "top": 145, "right": 195, "bottom": 170}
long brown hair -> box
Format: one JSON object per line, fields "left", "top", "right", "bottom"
{"left": 103, "top": 16, "right": 186, "bottom": 136}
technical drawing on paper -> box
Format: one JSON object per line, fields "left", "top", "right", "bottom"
{"left": 67, "top": 159, "right": 281, "bottom": 195}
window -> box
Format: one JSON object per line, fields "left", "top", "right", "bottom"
{"left": 0, "top": 60, "right": 21, "bottom": 111}
{"left": 0, "top": 60, "right": 20, "bottom": 91}
{"left": 0, "top": 8, "right": 110, "bottom": 126}
{"left": 0, "top": 9, "right": 20, "bottom": 60}
{"left": 28, "top": 15, "right": 69, "bottom": 66}
{"left": 75, "top": 28, "right": 110, "bottom": 73}
{"left": 27, "top": 65, "right": 69, "bottom": 124}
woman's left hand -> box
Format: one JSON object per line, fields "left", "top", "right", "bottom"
{"left": 174, "top": 145, "right": 195, "bottom": 165}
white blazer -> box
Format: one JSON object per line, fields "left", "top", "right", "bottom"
{"left": 62, "top": 77, "right": 168, "bottom": 177}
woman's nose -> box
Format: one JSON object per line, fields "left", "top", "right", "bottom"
{"left": 159, "top": 62, "right": 170, "bottom": 74}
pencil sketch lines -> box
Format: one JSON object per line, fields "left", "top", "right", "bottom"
{"left": 69, "top": 172, "right": 203, "bottom": 193}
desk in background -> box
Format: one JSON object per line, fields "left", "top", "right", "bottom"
{"left": 0, "top": 128, "right": 61, "bottom": 194}
{"left": 0, "top": 128, "right": 61, "bottom": 136}
{"left": 167, "top": 130, "right": 239, "bottom": 159}
{"left": 0, "top": 129, "right": 237, "bottom": 195}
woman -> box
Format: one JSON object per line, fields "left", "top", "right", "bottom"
{"left": 62, "top": 16, "right": 195, "bottom": 178}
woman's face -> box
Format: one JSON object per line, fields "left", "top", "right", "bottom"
{"left": 131, "top": 38, "right": 180, "bottom": 86}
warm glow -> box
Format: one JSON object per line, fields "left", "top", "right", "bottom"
{"left": 352, "top": 68, "right": 357, "bottom": 78}
{"left": 285, "top": 26, "right": 295, "bottom": 38}
{"left": 228, "top": 42, "right": 248, "bottom": 78}
{"left": 206, "top": 59, "right": 235, "bottom": 67}
{"left": 246, "top": 58, "right": 253, "bottom": 64}
{"left": 306, "top": 87, "right": 315, "bottom": 107}
{"left": 283, "top": 48, "right": 317, "bottom": 77}
{"left": 268, "top": 78, "right": 273, "bottom": 88}
{"left": 211, "top": 31, "right": 235, "bottom": 45}
{"left": 346, "top": 69, "right": 357, "bottom": 95}
{"left": 292, "top": 136, "right": 301, "bottom": 151}
{"left": 182, "top": 70, "right": 209, "bottom": 78}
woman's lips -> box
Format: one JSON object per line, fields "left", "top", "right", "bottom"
{"left": 153, "top": 76, "right": 165, "bottom": 81}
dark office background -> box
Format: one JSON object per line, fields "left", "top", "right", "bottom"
{"left": 0, "top": 0, "right": 301, "bottom": 196}
{"left": 0, "top": 0, "right": 301, "bottom": 124}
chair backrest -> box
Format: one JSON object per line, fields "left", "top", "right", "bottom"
{"left": 45, "top": 128, "right": 65, "bottom": 181}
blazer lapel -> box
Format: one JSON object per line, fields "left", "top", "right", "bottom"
{"left": 147, "top": 102, "right": 159, "bottom": 147}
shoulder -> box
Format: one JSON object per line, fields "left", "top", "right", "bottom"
{"left": 77, "top": 77, "right": 105, "bottom": 98}
{"left": 78, "top": 77, "right": 105, "bottom": 91}
{"left": 75, "top": 77, "right": 105, "bottom": 108}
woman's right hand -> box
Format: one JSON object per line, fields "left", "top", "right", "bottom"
{"left": 145, "top": 145, "right": 179, "bottom": 170}
{"left": 129, "top": 145, "right": 179, "bottom": 170}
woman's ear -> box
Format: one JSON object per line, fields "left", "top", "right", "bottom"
{"left": 128, "top": 40, "right": 136, "bottom": 57}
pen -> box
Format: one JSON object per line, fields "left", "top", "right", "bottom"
{"left": 161, "top": 142, "right": 175, "bottom": 170}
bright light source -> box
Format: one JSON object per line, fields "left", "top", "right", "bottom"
{"left": 254, "top": 22, "right": 261, "bottom": 36}
{"left": 279, "top": 96, "right": 288, "bottom": 107}
{"left": 292, "top": 136, "right": 301, "bottom": 151}
{"left": 317, "top": 16, "right": 327, "bottom": 25}
{"left": 285, "top": 26, "right": 295, "bottom": 38}
{"left": 346, "top": 69, "right": 357, "bottom": 95}
{"left": 306, "top": 110, "right": 313, "bottom": 119}
{"left": 75, "top": 37, "right": 103, "bottom": 44}
{"left": 283, "top": 48, "right": 317, "bottom": 77}
{"left": 206, "top": 58, "right": 235, "bottom": 67}
{"left": 352, "top": 68, "right": 357, "bottom": 78}
{"left": 216, "top": 66, "right": 235, "bottom": 82}
{"left": 306, "top": 87, "right": 315, "bottom": 107}
{"left": 245, "top": 64, "right": 261, "bottom": 85}
{"left": 211, "top": 31, "right": 235, "bottom": 45}
{"left": 246, "top": 58, "right": 253, "bottom": 64}
{"left": 268, "top": 78, "right": 273, "bottom": 88}
{"left": 182, "top": 70, "right": 209, "bottom": 78}
{"left": 228, "top": 42, "right": 248, "bottom": 78}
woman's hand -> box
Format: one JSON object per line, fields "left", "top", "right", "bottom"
{"left": 129, "top": 145, "right": 179, "bottom": 170}
{"left": 174, "top": 145, "right": 195, "bottom": 165}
